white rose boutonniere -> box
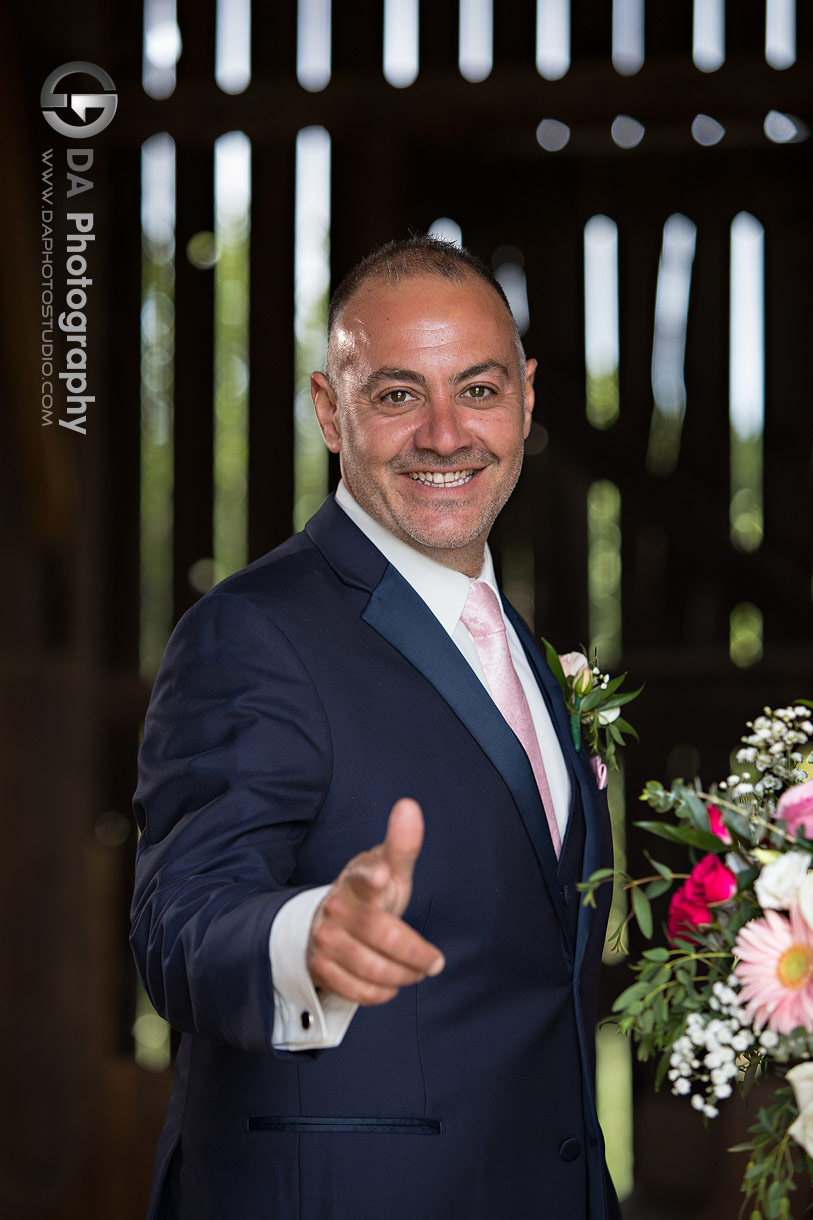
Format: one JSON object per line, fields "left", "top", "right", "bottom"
{"left": 541, "top": 640, "right": 642, "bottom": 775}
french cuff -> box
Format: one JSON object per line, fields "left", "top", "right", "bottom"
{"left": 269, "top": 884, "right": 359, "bottom": 1051}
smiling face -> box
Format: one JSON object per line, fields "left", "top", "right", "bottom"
{"left": 311, "top": 272, "right": 535, "bottom": 576}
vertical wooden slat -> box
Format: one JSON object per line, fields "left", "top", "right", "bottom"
{"left": 173, "top": 146, "right": 216, "bottom": 619}
{"left": 645, "top": 0, "right": 693, "bottom": 60}
{"left": 251, "top": 0, "right": 298, "bottom": 80}
{"left": 525, "top": 167, "right": 591, "bottom": 645}
{"left": 419, "top": 0, "right": 459, "bottom": 72}
{"left": 797, "top": 1, "right": 813, "bottom": 56}
{"left": 101, "top": 147, "right": 142, "bottom": 669}
{"left": 570, "top": 0, "right": 613, "bottom": 62}
{"left": 492, "top": 0, "right": 537, "bottom": 66}
{"left": 248, "top": 142, "right": 297, "bottom": 556}
{"left": 616, "top": 206, "right": 661, "bottom": 653}
{"left": 176, "top": 0, "right": 218, "bottom": 80}
{"left": 762, "top": 188, "right": 813, "bottom": 638}
{"left": 725, "top": 0, "right": 766, "bottom": 58}
{"left": 332, "top": 0, "right": 385, "bottom": 75}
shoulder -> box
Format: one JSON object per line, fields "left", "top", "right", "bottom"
{"left": 175, "top": 529, "right": 334, "bottom": 642}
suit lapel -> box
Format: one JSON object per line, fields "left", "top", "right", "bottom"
{"left": 306, "top": 496, "right": 581, "bottom": 939}
{"left": 503, "top": 604, "right": 601, "bottom": 964}
{"left": 362, "top": 567, "right": 568, "bottom": 932}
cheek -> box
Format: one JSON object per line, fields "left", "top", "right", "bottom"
{"left": 346, "top": 415, "right": 416, "bottom": 462}
{"left": 475, "top": 416, "right": 527, "bottom": 460}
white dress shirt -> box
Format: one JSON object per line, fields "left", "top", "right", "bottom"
{"left": 270, "top": 481, "right": 571, "bottom": 1050}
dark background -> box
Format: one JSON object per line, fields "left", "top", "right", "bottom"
{"left": 1, "top": 2, "right": 811, "bottom": 1217}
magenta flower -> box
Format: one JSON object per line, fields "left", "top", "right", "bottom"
{"left": 707, "top": 804, "right": 732, "bottom": 845}
{"left": 667, "top": 855, "right": 738, "bottom": 945}
{"left": 668, "top": 883, "right": 711, "bottom": 944}
{"left": 776, "top": 778, "right": 813, "bottom": 840}
{"left": 734, "top": 905, "right": 813, "bottom": 1034}
{"left": 691, "top": 854, "right": 738, "bottom": 904}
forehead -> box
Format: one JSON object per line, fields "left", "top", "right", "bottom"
{"left": 331, "top": 273, "right": 516, "bottom": 375}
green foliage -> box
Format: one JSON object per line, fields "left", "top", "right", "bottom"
{"left": 540, "top": 638, "right": 642, "bottom": 771}
{"left": 727, "top": 1086, "right": 813, "bottom": 1220}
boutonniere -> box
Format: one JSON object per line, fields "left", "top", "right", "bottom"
{"left": 540, "top": 641, "right": 642, "bottom": 775}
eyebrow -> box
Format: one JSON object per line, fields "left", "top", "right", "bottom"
{"left": 361, "top": 360, "right": 511, "bottom": 397}
{"left": 450, "top": 360, "right": 511, "bottom": 385}
{"left": 361, "top": 367, "right": 427, "bottom": 395}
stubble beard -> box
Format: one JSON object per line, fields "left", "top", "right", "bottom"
{"left": 346, "top": 447, "right": 525, "bottom": 561}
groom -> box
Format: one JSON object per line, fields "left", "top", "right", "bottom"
{"left": 131, "top": 235, "right": 620, "bottom": 1219}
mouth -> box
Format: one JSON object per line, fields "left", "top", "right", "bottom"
{"left": 406, "top": 469, "right": 476, "bottom": 487}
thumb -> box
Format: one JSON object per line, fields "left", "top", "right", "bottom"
{"left": 382, "top": 798, "right": 424, "bottom": 886}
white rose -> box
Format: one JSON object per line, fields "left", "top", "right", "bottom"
{"left": 598, "top": 706, "right": 620, "bottom": 726}
{"left": 788, "top": 1067, "right": 813, "bottom": 1158}
{"left": 790, "top": 1103, "right": 813, "bottom": 1157}
{"left": 559, "top": 651, "right": 589, "bottom": 679}
{"left": 798, "top": 874, "right": 813, "bottom": 931}
{"left": 754, "top": 851, "right": 811, "bottom": 911}
{"left": 787, "top": 1063, "right": 813, "bottom": 1113}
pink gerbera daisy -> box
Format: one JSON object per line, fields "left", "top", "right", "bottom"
{"left": 734, "top": 906, "right": 813, "bottom": 1035}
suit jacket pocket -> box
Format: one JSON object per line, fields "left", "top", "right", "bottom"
{"left": 247, "top": 1116, "right": 443, "bottom": 1135}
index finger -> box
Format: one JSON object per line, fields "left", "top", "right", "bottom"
{"left": 351, "top": 905, "right": 444, "bottom": 977}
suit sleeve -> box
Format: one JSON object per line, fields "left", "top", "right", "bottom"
{"left": 130, "top": 589, "right": 333, "bottom": 1055}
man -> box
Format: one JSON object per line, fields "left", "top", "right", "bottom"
{"left": 131, "top": 236, "right": 620, "bottom": 1219}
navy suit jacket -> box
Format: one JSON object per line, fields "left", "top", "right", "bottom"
{"left": 131, "top": 494, "right": 619, "bottom": 1220}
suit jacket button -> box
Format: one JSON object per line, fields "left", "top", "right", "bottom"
{"left": 559, "top": 1138, "right": 581, "bottom": 1161}
{"left": 301, "top": 1011, "right": 313, "bottom": 1030}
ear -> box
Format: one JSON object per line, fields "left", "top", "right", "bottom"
{"left": 311, "top": 372, "right": 342, "bottom": 453}
{"left": 522, "top": 358, "right": 537, "bottom": 438}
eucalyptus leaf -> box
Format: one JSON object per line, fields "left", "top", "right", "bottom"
{"left": 645, "top": 854, "right": 674, "bottom": 882}
{"left": 632, "top": 887, "right": 653, "bottom": 939}
{"left": 612, "top": 981, "right": 650, "bottom": 1012}
{"left": 579, "top": 674, "right": 627, "bottom": 711}
{"left": 634, "top": 821, "right": 724, "bottom": 853}
{"left": 682, "top": 790, "right": 712, "bottom": 832}
{"left": 644, "top": 877, "right": 673, "bottom": 900}
{"left": 539, "top": 637, "right": 568, "bottom": 692}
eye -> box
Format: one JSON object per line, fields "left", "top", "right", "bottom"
{"left": 381, "top": 388, "right": 415, "bottom": 405}
{"left": 462, "top": 384, "right": 494, "bottom": 400}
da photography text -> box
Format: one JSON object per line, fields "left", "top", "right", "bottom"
{"left": 39, "top": 62, "right": 117, "bottom": 435}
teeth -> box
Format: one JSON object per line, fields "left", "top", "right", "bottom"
{"left": 408, "top": 470, "right": 474, "bottom": 486}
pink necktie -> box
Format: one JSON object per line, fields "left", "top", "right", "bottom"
{"left": 461, "top": 581, "right": 562, "bottom": 857}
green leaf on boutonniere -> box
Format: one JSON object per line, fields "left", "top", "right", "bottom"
{"left": 578, "top": 673, "right": 628, "bottom": 711}
{"left": 540, "top": 638, "right": 641, "bottom": 773}
{"left": 540, "top": 637, "right": 567, "bottom": 691}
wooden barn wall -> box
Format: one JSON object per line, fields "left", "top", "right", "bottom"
{"left": 0, "top": 1, "right": 811, "bottom": 1216}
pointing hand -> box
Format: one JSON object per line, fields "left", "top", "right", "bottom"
{"left": 306, "top": 798, "right": 445, "bottom": 1005}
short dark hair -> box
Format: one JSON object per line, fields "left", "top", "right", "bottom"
{"left": 325, "top": 234, "right": 526, "bottom": 379}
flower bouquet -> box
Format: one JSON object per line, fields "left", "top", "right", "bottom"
{"left": 581, "top": 702, "right": 813, "bottom": 1220}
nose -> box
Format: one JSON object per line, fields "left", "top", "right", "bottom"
{"left": 412, "top": 396, "right": 473, "bottom": 455}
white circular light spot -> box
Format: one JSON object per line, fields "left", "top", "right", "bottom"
{"left": 145, "top": 21, "right": 182, "bottom": 70}
{"left": 536, "top": 119, "right": 570, "bottom": 151}
{"left": 610, "top": 115, "right": 645, "bottom": 149}
{"left": 691, "top": 114, "right": 725, "bottom": 146}
{"left": 429, "top": 218, "right": 463, "bottom": 247}
{"left": 764, "top": 110, "right": 810, "bottom": 144}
